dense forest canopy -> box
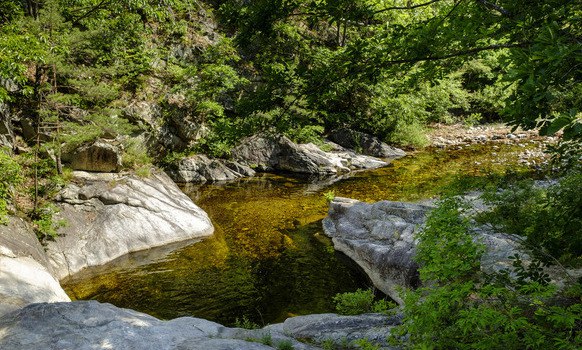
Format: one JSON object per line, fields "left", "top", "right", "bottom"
{"left": 0, "top": 0, "right": 580, "bottom": 156}
{"left": 1, "top": 1, "right": 581, "bottom": 348}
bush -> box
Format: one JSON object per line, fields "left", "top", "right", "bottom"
{"left": 31, "top": 204, "right": 66, "bottom": 242}
{"left": 333, "top": 288, "right": 394, "bottom": 316}
{"left": 0, "top": 149, "right": 22, "bottom": 224}
{"left": 479, "top": 174, "right": 582, "bottom": 267}
{"left": 391, "top": 197, "right": 582, "bottom": 349}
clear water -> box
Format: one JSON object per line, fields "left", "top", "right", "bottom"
{"left": 62, "top": 142, "right": 542, "bottom": 326}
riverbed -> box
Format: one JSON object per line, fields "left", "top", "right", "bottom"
{"left": 62, "top": 141, "right": 545, "bottom": 326}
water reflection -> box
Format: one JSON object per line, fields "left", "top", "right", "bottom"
{"left": 62, "top": 142, "right": 542, "bottom": 325}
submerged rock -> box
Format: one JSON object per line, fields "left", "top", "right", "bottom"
{"left": 48, "top": 170, "right": 214, "bottom": 278}
{"left": 232, "top": 134, "right": 390, "bottom": 175}
{"left": 328, "top": 128, "right": 406, "bottom": 159}
{"left": 166, "top": 154, "right": 255, "bottom": 183}
{"left": 0, "top": 301, "right": 400, "bottom": 350}
{"left": 0, "top": 217, "right": 70, "bottom": 318}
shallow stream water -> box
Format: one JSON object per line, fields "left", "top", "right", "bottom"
{"left": 62, "top": 142, "right": 542, "bottom": 326}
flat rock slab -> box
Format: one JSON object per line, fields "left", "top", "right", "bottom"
{"left": 48, "top": 170, "right": 214, "bottom": 279}
{"left": 0, "top": 301, "right": 400, "bottom": 350}
{"left": 0, "top": 301, "right": 272, "bottom": 350}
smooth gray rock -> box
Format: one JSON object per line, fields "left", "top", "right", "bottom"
{"left": 70, "top": 140, "right": 122, "bottom": 172}
{"left": 0, "top": 302, "right": 401, "bottom": 350}
{"left": 232, "top": 134, "right": 389, "bottom": 175}
{"left": 329, "top": 129, "right": 406, "bottom": 158}
{"left": 263, "top": 313, "right": 401, "bottom": 348}
{"left": 0, "top": 217, "right": 70, "bottom": 317}
{"left": 48, "top": 170, "right": 214, "bottom": 278}
{"left": 167, "top": 154, "right": 255, "bottom": 183}
{"left": 322, "top": 197, "right": 532, "bottom": 304}
{"left": 323, "top": 198, "right": 429, "bottom": 304}
{"left": 0, "top": 301, "right": 274, "bottom": 350}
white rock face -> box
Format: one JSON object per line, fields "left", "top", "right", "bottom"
{"left": 0, "top": 254, "right": 70, "bottom": 317}
{"left": 0, "top": 301, "right": 275, "bottom": 350}
{"left": 0, "top": 217, "right": 70, "bottom": 318}
{"left": 47, "top": 170, "right": 214, "bottom": 279}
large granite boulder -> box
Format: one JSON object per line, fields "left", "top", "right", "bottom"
{"left": 0, "top": 301, "right": 400, "bottom": 350}
{"left": 70, "top": 140, "right": 122, "bottom": 172}
{"left": 48, "top": 170, "right": 214, "bottom": 278}
{"left": 167, "top": 154, "right": 255, "bottom": 183}
{"left": 0, "top": 217, "right": 70, "bottom": 318}
{"left": 328, "top": 129, "right": 406, "bottom": 159}
{"left": 232, "top": 134, "right": 389, "bottom": 175}
{"left": 0, "top": 301, "right": 273, "bottom": 350}
{"left": 322, "top": 197, "right": 531, "bottom": 304}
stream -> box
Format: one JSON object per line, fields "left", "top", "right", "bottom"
{"left": 62, "top": 141, "right": 543, "bottom": 326}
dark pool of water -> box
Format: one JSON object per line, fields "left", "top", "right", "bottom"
{"left": 62, "top": 142, "right": 542, "bottom": 326}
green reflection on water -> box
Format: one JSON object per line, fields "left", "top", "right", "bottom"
{"left": 62, "top": 142, "right": 544, "bottom": 326}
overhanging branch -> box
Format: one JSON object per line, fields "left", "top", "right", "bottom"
{"left": 384, "top": 42, "right": 527, "bottom": 65}
{"left": 375, "top": 0, "right": 442, "bottom": 14}
{"left": 475, "top": 0, "right": 511, "bottom": 17}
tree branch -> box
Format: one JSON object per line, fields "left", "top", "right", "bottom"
{"left": 375, "top": 0, "right": 442, "bottom": 14}
{"left": 384, "top": 43, "right": 528, "bottom": 65}
{"left": 475, "top": 0, "right": 511, "bottom": 17}
{"left": 71, "top": 0, "right": 113, "bottom": 26}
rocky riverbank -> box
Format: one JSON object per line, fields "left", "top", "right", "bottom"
{"left": 0, "top": 168, "right": 400, "bottom": 350}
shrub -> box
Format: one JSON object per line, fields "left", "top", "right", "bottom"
{"left": 31, "top": 204, "right": 66, "bottom": 242}
{"left": 276, "top": 339, "right": 294, "bottom": 350}
{"left": 333, "top": 288, "right": 394, "bottom": 316}
{"left": 0, "top": 149, "right": 22, "bottom": 224}
{"left": 479, "top": 174, "right": 582, "bottom": 267}
{"left": 391, "top": 197, "right": 582, "bottom": 349}
{"left": 234, "top": 315, "right": 259, "bottom": 330}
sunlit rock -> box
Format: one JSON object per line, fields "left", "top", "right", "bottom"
{"left": 48, "top": 169, "right": 214, "bottom": 279}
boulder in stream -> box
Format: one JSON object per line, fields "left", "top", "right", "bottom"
{"left": 328, "top": 128, "right": 406, "bottom": 159}
{"left": 232, "top": 134, "right": 390, "bottom": 175}
{"left": 322, "top": 197, "right": 533, "bottom": 304}
{"left": 48, "top": 169, "right": 214, "bottom": 279}
{"left": 166, "top": 154, "right": 255, "bottom": 183}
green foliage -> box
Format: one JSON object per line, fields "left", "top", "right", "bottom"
{"left": 276, "top": 340, "right": 294, "bottom": 350}
{"left": 31, "top": 204, "right": 66, "bottom": 242}
{"left": 234, "top": 315, "right": 260, "bottom": 330}
{"left": 333, "top": 288, "right": 394, "bottom": 316}
{"left": 392, "top": 196, "right": 582, "bottom": 350}
{"left": 479, "top": 174, "right": 582, "bottom": 267}
{"left": 352, "top": 339, "right": 380, "bottom": 350}
{"left": 0, "top": 149, "right": 23, "bottom": 223}
{"left": 122, "top": 138, "right": 153, "bottom": 170}
{"left": 259, "top": 333, "right": 272, "bottom": 346}
{"left": 323, "top": 190, "right": 335, "bottom": 203}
